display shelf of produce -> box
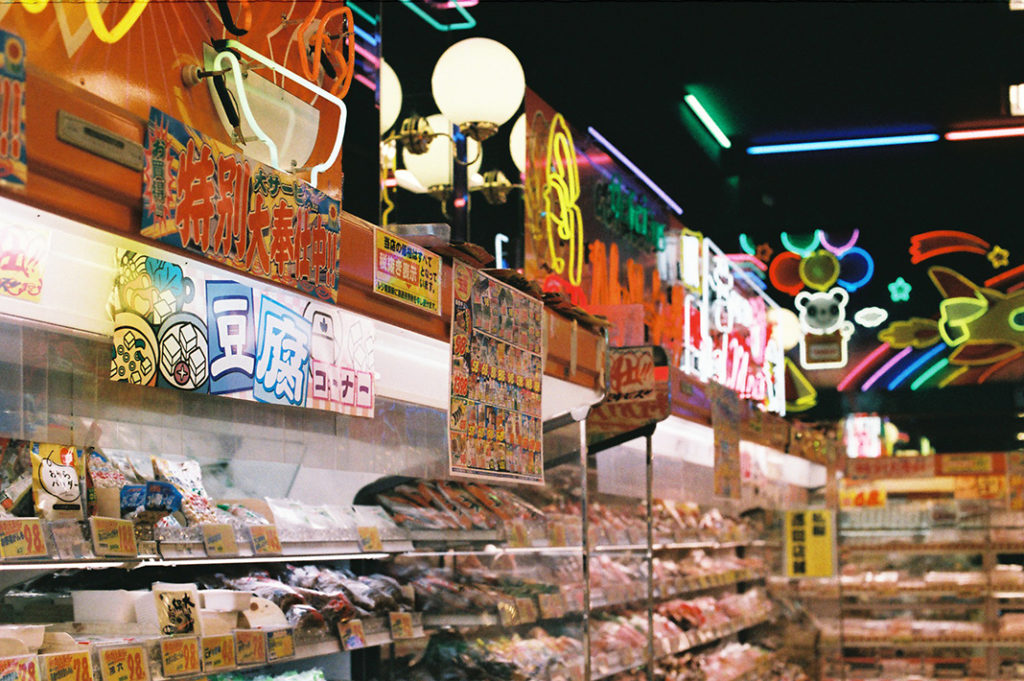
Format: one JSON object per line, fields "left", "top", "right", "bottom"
{"left": 590, "top": 610, "right": 777, "bottom": 681}
{"left": 407, "top": 529, "right": 504, "bottom": 545}
{"left": 591, "top": 544, "right": 648, "bottom": 553}
{"left": 591, "top": 570, "right": 766, "bottom": 610}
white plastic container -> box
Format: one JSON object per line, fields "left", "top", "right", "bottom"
{"left": 0, "top": 625, "right": 45, "bottom": 651}
{"left": 200, "top": 589, "right": 252, "bottom": 612}
{"left": 71, "top": 590, "right": 143, "bottom": 623}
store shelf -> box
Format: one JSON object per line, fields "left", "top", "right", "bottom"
{"left": 652, "top": 539, "right": 768, "bottom": 551}
{"left": 825, "top": 634, "right": 1024, "bottom": 648}
{"left": 841, "top": 541, "right": 1024, "bottom": 555}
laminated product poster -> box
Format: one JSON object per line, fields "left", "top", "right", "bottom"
{"left": 449, "top": 262, "right": 544, "bottom": 485}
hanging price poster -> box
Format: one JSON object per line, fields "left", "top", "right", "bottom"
{"left": 784, "top": 509, "right": 835, "bottom": 578}
{"left": 141, "top": 108, "right": 341, "bottom": 303}
{"left": 448, "top": 261, "right": 544, "bottom": 485}
{"left": 373, "top": 228, "right": 441, "bottom": 314}
{"left": 709, "top": 383, "right": 742, "bottom": 499}
{"left": 0, "top": 30, "right": 26, "bottom": 191}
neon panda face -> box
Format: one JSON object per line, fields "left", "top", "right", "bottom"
{"left": 39, "top": 458, "right": 80, "bottom": 502}
{"left": 795, "top": 287, "right": 849, "bottom": 335}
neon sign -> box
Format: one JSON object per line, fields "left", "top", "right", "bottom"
{"left": 594, "top": 178, "right": 666, "bottom": 252}
{"left": 795, "top": 287, "right": 854, "bottom": 370}
{"left": 543, "top": 114, "right": 583, "bottom": 287}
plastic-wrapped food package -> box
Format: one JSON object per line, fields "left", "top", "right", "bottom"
{"left": 0, "top": 439, "right": 32, "bottom": 517}
{"left": 31, "top": 443, "right": 84, "bottom": 520}
{"left": 151, "top": 456, "right": 218, "bottom": 525}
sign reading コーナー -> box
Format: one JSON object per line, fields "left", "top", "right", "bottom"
{"left": 784, "top": 509, "right": 835, "bottom": 578}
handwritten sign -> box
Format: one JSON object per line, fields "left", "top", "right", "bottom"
{"left": 846, "top": 455, "right": 935, "bottom": 480}
{"left": 201, "top": 524, "right": 238, "bottom": 556}
{"left": 356, "top": 526, "right": 382, "bottom": 552}
{"left": 233, "top": 631, "right": 266, "bottom": 666}
{"left": 937, "top": 453, "right": 1005, "bottom": 476}
{"left": 0, "top": 518, "right": 49, "bottom": 559}
{"left": 265, "top": 629, "right": 294, "bottom": 661}
{"left": 249, "top": 525, "right": 282, "bottom": 556}
{"left": 39, "top": 652, "right": 92, "bottom": 681}
{"left": 373, "top": 228, "right": 441, "bottom": 314}
{"left": 338, "top": 620, "right": 366, "bottom": 651}
{"left": 89, "top": 517, "right": 137, "bottom": 558}
{"left": 839, "top": 483, "right": 887, "bottom": 509}
{"left": 160, "top": 637, "right": 200, "bottom": 677}
{"left": 388, "top": 612, "right": 415, "bottom": 640}
{"left": 0, "top": 222, "right": 49, "bottom": 303}
{"left": 954, "top": 474, "right": 1008, "bottom": 501}
{"left": 0, "top": 656, "right": 39, "bottom": 681}
{"left": 98, "top": 646, "right": 149, "bottom": 681}
{"left": 201, "top": 635, "right": 235, "bottom": 672}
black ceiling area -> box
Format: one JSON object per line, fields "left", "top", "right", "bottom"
{"left": 379, "top": 1, "right": 1024, "bottom": 451}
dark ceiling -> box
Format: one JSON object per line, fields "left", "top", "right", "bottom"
{"left": 376, "top": 1, "right": 1024, "bottom": 450}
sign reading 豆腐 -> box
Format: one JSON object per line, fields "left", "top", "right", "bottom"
{"left": 109, "top": 249, "right": 374, "bottom": 417}
{"left": 0, "top": 29, "right": 27, "bottom": 191}
{"left": 784, "top": 509, "right": 835, "bottom": 578}
{"left": 141, "top": 108, "right": 341, "bottom": 303}
{"left": 449, "top": 262, "right": 544, "bottom": 485}
{"left": 373, "top": 228, "right": 441, "bottom": 314}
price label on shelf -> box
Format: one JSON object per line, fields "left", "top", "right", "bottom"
{"left": 547, "top": 521, "right": 567, "bottom": 547}
{"left": 0, "top": 656, "right": 40, "bottom": 681}
{"left": 90, "top": 517, "right": 138, "bottom": 558}
{"left": 356, "top": 526, "right": 383, "bottom": 552}
{"left": 507, "top": 521, "right": 529, "bottom": 548}
{"left": 0, "top": 518, "right": 49, "bottom": 560}
{"left": 338, "top": 619, "right": 366, "bottom": 650}
{"left": 249, "top": 525, "right": 282, "bottom": 556}
{"left": 839, "top": 485, "right": 887, "bottom": 509}
{"left": 98, "top": 646, "right": 149, "bottom": 681}
{"left": 201, "top": 635, "right": 235, "bottom": 672}
{"left": 160, "top": 637, "right": 200, "bottom": 677}
{"left": 39, "top": 652, "right": 92, "bottom": 681}
{"left": 265, "top": 629, "right": 295, "bottom": 661}
{"left": 201, "top": 524, "right": 239, "bottom": 557}
{"left": 233, "top": 630, "right": 267, "bottom": 666}
{"left": 515, "top": 597, "right": 538, "bottom": 623}
{"left": 388, "top": 612, "right": 415, "bottom": 640}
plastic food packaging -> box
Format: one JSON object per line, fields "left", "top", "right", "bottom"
{"left": 151, "top": 581, "right": 201, "bottom": 636}
{"left": 30, "top": 443, "right": 84, "bottom": 520}
{"left": 201, "top": 589, "right": 253, "bottom": 612}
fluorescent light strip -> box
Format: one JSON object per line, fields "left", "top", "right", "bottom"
{"left": 860, "top": 346, "right": 913, "bottom": 392}
{"left": 886, "top": 343, "right": 947, "bottom": 391}
{"left": 910, "top": 358, "right": 949, "bottom": 391}
{"left": 587, "top": 126, "right": 683, "bottom": 215}
{"left": 945, "top": 126, "right": 1024, "bottom": 141}
{"left": 747, "top": 133, "right": 940, "bottom": 155}
{"left": 683, "top": 94, "right": 732, "bottom": 149}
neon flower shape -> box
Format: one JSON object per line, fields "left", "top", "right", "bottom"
{"left": 780, "top": 230, "right": 821, "bottom": 258}
{"left": 820, "top": 229, "right": 860, "bottom": 256}
{"left": 755, "top": 242, "right": 774, "bottom": 263}
{"left": 888, "top": 277, "right": 912, "bottom": 302}
{"left": 988, "top": 245, "right": 1010, "bottom": 269}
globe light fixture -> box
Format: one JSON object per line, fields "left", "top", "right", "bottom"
{"left": 379, "top": 59, "right": 403, "bottom": 135}
{"left": 431, "top": 37, "right": 525, "bottom": 142}
{"left": 401, "top": 113, "right": 482, "bottom": 201}
{"left": 509, "top": 113, "right": 526, "bottom": 176}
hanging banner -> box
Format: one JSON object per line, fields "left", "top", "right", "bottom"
{"left": 953, "top": 474, "right": 1008, "bottom": 501}
{"left": 449, "top": 261, "right": 544, "bottom": 485}
{"left": 0, "top": 222, "right": 49, "bottom": 303}
{"left": 0, "top": 29, "right": 27, "bottom": 191}
{"left": 141, "top": 108, "right": 341, "bottom": 303}
{"left": 709, "top": 382, "right": 742, "bottom": 499}
{"left": 110, "top": 249, "right": 373, "bottom": 417}
{"left": 784, "top": 509, "right": 835, "bottom": 578}
{"left": 846, "top": 455, "right": 935, "bottom": 481}
{"left": 936, "top": 452, "right": 1005, "bottom": 476}
{"left": 373, "top": 229, "right": 441, "bottom": 315}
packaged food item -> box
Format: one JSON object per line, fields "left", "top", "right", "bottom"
{"left": 145, "top": 481, "right": 183, "bottom": 513}
{"left": 152, "top": 582, "right": 201, "bottom": 636}
{"left": 86, "top": 450, "right": 127, "bottom": 517}
{"left": 30, "top": 443, "right": 84, "bottom": 520}
{"left": 152, "top": 456, "right": 217, "bottom": 525}
{"left": 0, "top": 439, "right": 31, "bottom": 516}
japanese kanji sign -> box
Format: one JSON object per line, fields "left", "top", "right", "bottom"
{"left": 449, "top": 261, "right": 544, "bottom": 485}
{"left": 0, "top": 221, "right": 49, "bottom": 302}
{"left": 109, "top": 248, "right": 373, "bottom": 417}
{"left": 784, "top": 509, "right": 835, "bottom": 578}
{"left": 709, "top": 382, "right": 742, "bottom": 499}
{"left": 0, "top": 29, "right": 27, "bottom": 191}
{"left": 373, "top": 228, "right": 441, "bottom": 314}
{"left": 141, "top": 108, "right": 341, "bottom": 303}
{"left": 845, "top": 455, "right": 935, "bottom": 481}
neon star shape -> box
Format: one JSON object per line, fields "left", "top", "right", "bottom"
{"left": 988, "top": 245, "right": 1010, "bottom": 269}
{"left": 888, "top": 277, "right": 912, "bottom": 302}
{"left": 755, "top": 242, "right": 774, "bottom": 263}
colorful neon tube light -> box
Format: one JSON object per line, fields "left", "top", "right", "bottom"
{"left": 945, "top": 127, "right": 1024, "bottom": 141}
{"left": 886, "top": 343, "right": 948, "bottom": 391}
{"left": 587, "top": 126, "right": 683, "bottom": 215}
{"left": 860, "top": 346, "right": 913, "bottom": 392}
{"left": 836, "top": 342, "right": 889, "bottom": 392}
{"left": 910, "top": 358, "right": 949, "bottom": 391}
{"left": 747, "top": 133, "right": 939, "bottom": 155}
{"left": 683, "top": 94, "right": 732, "bottom": 149}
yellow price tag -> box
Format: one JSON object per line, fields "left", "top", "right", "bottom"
{"left": 249, "top": 525, "right": 282, "bottom": 556}
{"left": 266, "top": 629, "right": 294, "bottom": 661}
{"left": 233, "top": 631, "right": 266, "bottom": 666}
{"left": 0, "top": 518, "right": 49, "bottom": 560}
{"left": 357, "top": 526, "right": 383, "bottom": 552}
{"left": 201, "top": 635, "right": 235, "bottom": 672}
{"left": 388, "top": 612, "right": 415, "bottom": 640}
{"left": 90, "top": 517, "right": 137, "bottom": 558}
{"left": 508, "top": 521, "right": 529, "bottom": 548}
{"left": 40, "top": 652, "right": 92, "bottom": 681}
{"left": 515, "top": 597, "right": 538, "bottom": 623}
{"left": 160, "top": 637, "right": 200, "bottom": 677}
{"left": 201, "top": 524, "right": 238, "bottom": 557}
{"left": 98, "top": 646, "right": 149, "bottom": 681}
{"left": 0, "top": 656, "right": 40, "bottom": 681}
{"left": 338, "top": 620, "right": 366, "bottom": 650}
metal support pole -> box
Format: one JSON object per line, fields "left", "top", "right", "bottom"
{"left": 581, "top": 416, "right": 592, "bottom": 681}
{"left": 450, "top": 124, "right": 469, "bottom": 244}
{"left": 645, "top": 432, "right": 655, "bottom": 681}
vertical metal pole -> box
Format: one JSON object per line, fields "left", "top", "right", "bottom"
{"left": 645, "top": 432, "right": 655, "bottom": 681}
{"left": 451, "top": 123, "right": 470, "bottom": 244}
{"left": 581, "top": 417, "right": 591, "bottom": 681}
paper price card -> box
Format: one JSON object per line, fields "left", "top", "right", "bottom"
{"left": 233, "top": 631, "right": 266, "bottom": 666}
{"left": 89, "top": 517, "right": 137, "bottom": 558}
{"left": 201, "top": 635, "right": 235, "bottom": 672}
{"left": 515, "top": 597, "right": 538, "bottom": 624}
{"left": 839, "top": 484, "right": 887, "bottom": 509}
{"left": 98, "top": 646, "right": 149, "bottom": 681}
{"left": 338, "top": 620, "right": 366, "bottom": 650}
{"left": 0, "top": 656, "right": 40, "bottom": 681}
{"left": 356, "top": 526, "right": 382, "bottom": 552}
{"left": 160, "top": 637, "right": 200, "bottom": 677}
{"left": 507, "top": 521, "right": 529, "bottom": 548}
{"left": 39, "top": 652, "right": 92, "bottom": 681}
{"left": 0, "top": 518, "right": 49, "bottom": 559}
{"left": 201, "top": 524, "right": 239, "bottom": 557}
{"left": 388, "top": 612, "right": 415, "bottom": 640}
{"left": 265, "top": 629, "right": 294, "bottom": 661}
{"left": 249, "top": 525, "right": 282, "bottom": 556}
